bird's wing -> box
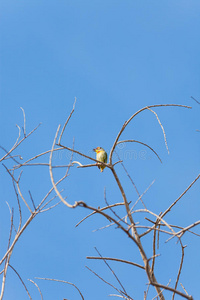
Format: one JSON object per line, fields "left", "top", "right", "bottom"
{"left": 104, "top": 151, "right": 107, "bottom": 163}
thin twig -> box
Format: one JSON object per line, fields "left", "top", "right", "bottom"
{"left": 180, "top": 283, "right": 189, "bottom": 296}
{"left": 0, "top": 208, "right": 14, "bottom": 300}
{"left": 14, "top": 163, "right": 71, "bottom": 168}
{"left": 109, "top": 104, "right": 191, "bottom": 164}
{"left": 58, "top": 97, "right": 76, "bottom": 145}
{"left": 103, "top": 180, "right": 155, "bottom": 234}
{"left": 72, "top": 160, "right": 99, "bottom": 169}
{"left": 75, "top": 202, "right": 140, "bottom": 248}
{"left": 29, "top": 191, "right": 36, "bottom": 210}
{"left": 166, "top": 220, "right": 200, "bottom": 242}
{"left": 14, "top": 147, "right": 61, "bottom": 170}
{"left": 75, "top": 203, "right": 124, "bottom": 227}
{"left": 28, "top": 279, "right": 43, "bottom": 300}
{"left": 20, "top": 107, "right": 26, "bottom": 137}
{"left": 39, "top": 190, "right": 65, "bottom": 212}
{"left": 104, "top": 188, "right": 127, "bottom": 226}
{"left": 130, "top": 180, "right": 155, "bottom": 211}
{"left": 117, "top": 139, "right": 162, "bottom": 163}
{"left": 191, "top": 96, "right": 200, "bottom": 104}
{"left": 109, "top": 294, "right": 132, "bottom": 300}
{"left": 161, "top": 174, "right": 200, "bottom": 219}
{"left": 152, "top": 213, "right": 162, "bottom": 273}
{"left": 86, "top": 256, "right": 144, "bottom": 270}
{"left": 9, "top": 265, "right": 32, "bottom": 300}
{"left": 35, "top": 277, "right": 84, "bottom": 300}
{"left": 0, "top": 146, "right": 21, "bottom": 165}
{"left": 146, "top": 108, "right": 169, "bottom": 154}
{"left": 16, "top": 174, "right": 32, "bottom": 213}
{"left": 141, "top": 174, "right": 200, "bottom": 239}
{"left": 0, "top": 123, "right": 41, "bottom": 163}
{"left": 114, "top": 151, "right": 146, "bottom": 209}
{"left": 3, "top": 164, "right": 32, "bottom": 213}
{"left": 172, "top": 245, "right": 185, "bottom": 300}
{"left": 11, "top": 176, "right": 22, "bottom": 232}
{"left": 85, "top": 266, "right": 124, "bottom": 298}
{"left": 94, "top": 248, "right": 127, "bottom": 296}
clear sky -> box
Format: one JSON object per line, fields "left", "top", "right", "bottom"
{"left": 0, "top": 1, "right": 200, "bottom": 299}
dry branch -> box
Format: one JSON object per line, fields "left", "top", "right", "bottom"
{"left": 28, "top": 279, "right": 43, "bottom": 300}
{"left": 86, "top": 256, "right": 145, "bottom": 270}
{"left": 9, "top": 265, "right": 32, "bottom": 300}
{"left": 117, "top": 139, "right": 162, "bottom": 163}
{"left": 109, "top": 104, "right": 191, "bottom": 164}
{"left": 35, "top": 277, "right": 84, "bottom": 300}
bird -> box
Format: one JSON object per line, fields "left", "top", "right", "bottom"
{"left": 93, "top": 147, "right": 107, "bottom": 172}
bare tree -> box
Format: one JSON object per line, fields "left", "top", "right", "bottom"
{"left": 1, "top": 102, "right": 199, "bottom": 300}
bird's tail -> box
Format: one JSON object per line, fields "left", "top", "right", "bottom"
{"left": 100, "top": 166, "right": 106, "bottom": 172}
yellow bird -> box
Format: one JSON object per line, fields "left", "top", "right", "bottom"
{"left": 93, "top": 147, "right": 107, "bottom": 172}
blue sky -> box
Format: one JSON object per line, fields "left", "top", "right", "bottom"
{"left": 0, "top": 1, "right": 200, "bottom": 299}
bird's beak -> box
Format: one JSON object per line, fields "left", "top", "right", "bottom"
{"left": 93, "top": 148, "right": 96, "bottom": 152}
